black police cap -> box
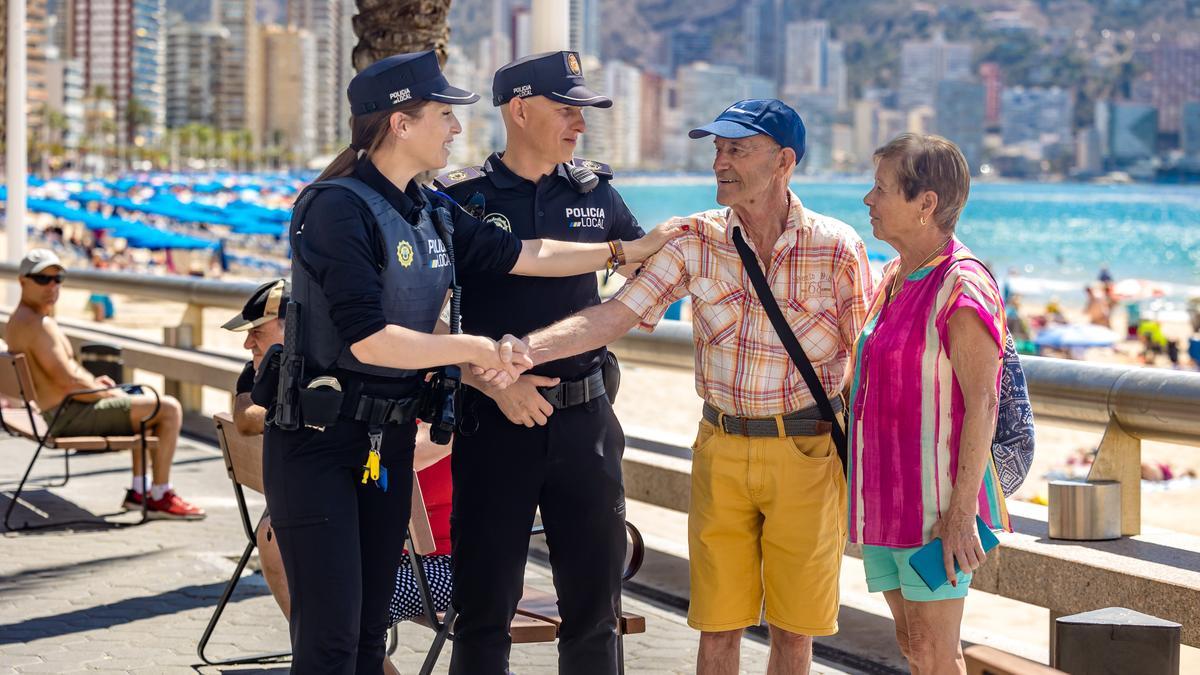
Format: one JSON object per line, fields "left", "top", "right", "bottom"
{"left": 492, "top": 51, "right": 612, "bottom": 108}
{"left": 348, "top": 50, "right": 479, "bottom": 116}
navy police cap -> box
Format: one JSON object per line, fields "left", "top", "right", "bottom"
{"left": 348, "top": 50, "right": 479, "bottom": 116}
{"left": 492, "top": 51, "right": 612, "bottom": 108}
{"left": 689, "top": 99, "right": 806, "bottom": 162}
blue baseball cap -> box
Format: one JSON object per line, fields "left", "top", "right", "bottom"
{"left": 492, "top": 51, "right": 612, "bottom": 108}
{"left": 348, "top": 51, "right": 479, "bottom": 116}
{"left": 688, "top": 99, "right": 806, "bottom": 162}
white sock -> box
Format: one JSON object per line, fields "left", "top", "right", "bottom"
{"left": 132, "top": 475, "right": 148, "bottom": 494}
{"left": 150, "top": 483, "right": 172, "bottom": 501}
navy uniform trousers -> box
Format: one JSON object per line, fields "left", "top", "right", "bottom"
{"left": 264, "top": 419, "right": 416, "bottom": 674}
{"left": 449, "top": 389, "right": 627, "bottom": 675}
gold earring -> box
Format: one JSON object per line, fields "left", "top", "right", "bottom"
{"left": 920, "top": 216, "right": 926, "bottom": 226}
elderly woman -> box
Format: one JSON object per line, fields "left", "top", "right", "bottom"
{"left": 851, "top": 133, "right": 1011, "bottom": 674}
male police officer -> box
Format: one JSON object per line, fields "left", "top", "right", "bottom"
{"left": 435, "top": 51, "right": 642, "bottom": 674}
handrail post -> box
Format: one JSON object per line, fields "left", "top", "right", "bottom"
{"left": 163, "top": 303, "right": 206, "bottom": 415}
{"left": 1086, "top": 416, "right": 1142, "bottom": 536}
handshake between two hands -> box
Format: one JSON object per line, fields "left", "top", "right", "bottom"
{"left": 468, "top": 334, "right": 534, "bottom": 390}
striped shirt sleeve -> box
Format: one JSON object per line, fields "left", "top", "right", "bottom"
{"left": 935, "top": 260, "right": 1006, "bottom": 355}
{"left": 612, "top": 232, "right": 691, "bottom": 332}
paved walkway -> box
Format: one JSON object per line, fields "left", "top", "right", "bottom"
{"left": 0, "top": 433, "right": 861, "bottom": 674}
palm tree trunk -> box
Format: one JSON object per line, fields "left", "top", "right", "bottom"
{"left": 352, "top": 0, "right": 453, "bottom": 70}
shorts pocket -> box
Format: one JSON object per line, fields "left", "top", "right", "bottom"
{"left": 789, "top": 434, "right": 835, "bottom": 464}
{"left": 692, "top": 420, "right": 716, "bottom": 453}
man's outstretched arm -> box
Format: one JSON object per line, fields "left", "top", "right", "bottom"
{"left": 526, "top": 300, "right": 643, "bottom": 367}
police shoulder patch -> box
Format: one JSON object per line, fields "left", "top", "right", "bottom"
{"left": 433, "top": 166, "right": 485, "bottom": 190}
{"left": 572, "top": 157, "right": 612, "bottom": 178}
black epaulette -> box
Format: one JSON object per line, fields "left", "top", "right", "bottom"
{"left": 433, "top": 166, "right": 486, "bottom": 190}
{"left": 571, "top": 157, "right": 613, "bottom": 178}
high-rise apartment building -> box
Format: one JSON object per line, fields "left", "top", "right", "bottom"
{"left": 260, "top": 24, "right": 318, "bottom": 160}
{"left": 214, "top": 0, "right": 261, "bottom": 144}
{"left": 899, "top": 32, "right": 972, "bottom": 111}
{"left": 70, "top": 0, "right": 166, "bottom": 143}
{"left": 165, "top": 21, "right": 226, "bottom": 129}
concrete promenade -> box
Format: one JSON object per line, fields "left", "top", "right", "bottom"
{"left": 0, "top": 432, "right": 861, "bottom": 674}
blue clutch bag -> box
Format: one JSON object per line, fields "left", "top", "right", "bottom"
{"left": 908, "top": 515, "right": 1001, "bottom": 591}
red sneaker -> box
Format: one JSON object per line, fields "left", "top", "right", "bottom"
{"left": 121, "top": 489, "right": 144, "bottom": 511}
{"left": 146, "top": 490, "right": 206, "bottom": 520}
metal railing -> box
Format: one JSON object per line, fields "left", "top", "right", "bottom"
{"left": 3, "top": 268, "right": 1197, "bottom": 535}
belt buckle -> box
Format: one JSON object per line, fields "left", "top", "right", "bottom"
{"left": 540, "top": 385, "right": 562, "bottom": 409}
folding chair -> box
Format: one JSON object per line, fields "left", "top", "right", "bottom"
{"left": 196, "top": 412, "right": 290, "bottom": 666}
{"left": 0, "top": 352, "right": 158, "bottom": 531}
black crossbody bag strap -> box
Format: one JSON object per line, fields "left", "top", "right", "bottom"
{"left": 731, "top": 228, "right": 849, "bottom": 471}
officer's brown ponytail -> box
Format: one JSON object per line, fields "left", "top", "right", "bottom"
{"left": 315, "top": 99, "right": 431, "bottom": 182}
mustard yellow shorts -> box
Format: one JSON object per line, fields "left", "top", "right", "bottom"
{"left": 687, "top": 418, "right": 848, "bottom": 635}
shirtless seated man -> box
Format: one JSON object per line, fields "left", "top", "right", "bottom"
{"left": 5, "top": 249, "right": 205, "bottom": 519}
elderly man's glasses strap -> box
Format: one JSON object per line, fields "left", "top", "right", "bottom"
{"left": 27, "top": 273, "right": 65, "bottom": 286}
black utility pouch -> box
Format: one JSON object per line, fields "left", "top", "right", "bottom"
{"left": 251, "top": 344, "right": 283, "bottom": 408}
{"left": 298, "top": 376, "right": 343, "bottom": 430}
{"left": 602, "top": 350, "right": 621, "bottom": 405}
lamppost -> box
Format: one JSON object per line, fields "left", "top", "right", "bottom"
{"left": 5, "top": 0, "right": 29, "bottom": 305}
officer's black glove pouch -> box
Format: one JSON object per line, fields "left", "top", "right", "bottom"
{"left": 251, "top": 344, "right": 283, "bottom": 408}
{"left": 603, "top": 350, "right": 621, "bottom": 405}
{"left": 298, "top": 377, "right": 343, "bottom": 430}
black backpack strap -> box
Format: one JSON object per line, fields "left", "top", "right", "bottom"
{"left": 731, "top": 227, "right": 849, "bottom": 471}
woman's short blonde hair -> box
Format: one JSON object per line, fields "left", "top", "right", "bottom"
{"left": 873, "top": 133, "right": 971, "bottom": 232}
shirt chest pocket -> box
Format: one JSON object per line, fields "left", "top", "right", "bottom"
{"left": 782, "top": 295, "right": 840, "bottom": 364}
{"left": 688, "top": 277, "right": 746, "bottom": 345}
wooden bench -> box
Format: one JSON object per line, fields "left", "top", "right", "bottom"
{"left": 964, "top": 645, "right": 1065, "bottom": 674}
{"left": 200, "top": 412, "right": 646, "bottom": 672}
{"left": 0, "top": 351, "right": 159, "bottom": 531}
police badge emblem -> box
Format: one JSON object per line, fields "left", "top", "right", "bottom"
{"left": 484, "top": 213, "right": 512, "bottom": 232}
{"left": 447, "top": 170, "right": 467, "bottom": 182}
{"left": 396, "top": 240, "right": 414, "bottom": 267}
{"left": 582, "top": 160, "right": 602, "bottom": 171}
{"left": 567, "top": 52, "right": 582, "bottom": 76}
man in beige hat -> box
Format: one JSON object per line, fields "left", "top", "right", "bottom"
{"left": 5, "top": 249, "right": 205, "bottom": 519}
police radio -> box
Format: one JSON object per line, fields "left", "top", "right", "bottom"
{"left": 424, "top": 208, "right": 463, "bottom": 445}
{"left": 274, "top": 301, "right": 305, "bottom": 431}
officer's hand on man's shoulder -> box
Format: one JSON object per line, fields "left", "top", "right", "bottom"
{"left": 626, "top": 218, "right": 690, "bottom": 264}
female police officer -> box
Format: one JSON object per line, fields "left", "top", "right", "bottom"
{"left": 265, "top": 51, "right": 680, "bottom": 673}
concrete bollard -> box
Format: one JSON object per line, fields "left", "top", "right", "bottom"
{"left": 1053, "top": 607, "right": 1180, "bottom": 674}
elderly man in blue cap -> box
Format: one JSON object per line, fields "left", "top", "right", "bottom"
{"left": 523, "top": 99, "right": 874, "bottom": 673}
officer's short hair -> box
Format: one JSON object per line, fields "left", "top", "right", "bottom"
{"left": 873, "top": 133, "right": 970, "bottom": 233}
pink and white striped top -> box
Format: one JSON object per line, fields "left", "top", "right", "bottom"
{"left": 847, "top": 238, "right": 1011, "bottom": 547}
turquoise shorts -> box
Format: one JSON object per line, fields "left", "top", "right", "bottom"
{"left": 861, "top": 544, "right": 972, "bottom": 602}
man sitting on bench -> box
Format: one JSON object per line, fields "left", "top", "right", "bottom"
{"left": 5, "top": 249, "right": 204, "bottom": 520}
{"left": 224, "top": 279, "right": 454, "bottom": 675}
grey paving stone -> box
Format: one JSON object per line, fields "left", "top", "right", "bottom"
{"left": 0, "top": 435, "right": 863, "bottom": 674}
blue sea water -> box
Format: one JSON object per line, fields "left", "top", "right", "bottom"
{"left": 615, "top": 179, "right": 1200, "bottom": 299}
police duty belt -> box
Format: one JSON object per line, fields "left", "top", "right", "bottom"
{"left": 538, "top": 368, "right": 606, "bottom": 409}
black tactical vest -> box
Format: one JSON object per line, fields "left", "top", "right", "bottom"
{"left": 290, "top": 176, "right": 454, "bottom": 380}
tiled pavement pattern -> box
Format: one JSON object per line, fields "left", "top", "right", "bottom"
{"left": 0, "top": 433, "right": 862, "bottom": 674}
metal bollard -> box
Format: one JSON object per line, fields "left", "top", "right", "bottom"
{"left": 79, "top": 343, "right": 124, "bottom": 384}
{"left": 1047, "top": 480, "right": 1121, "bottom": 540}
{"left": 1054, "top": 607, "right": 1180, "bottom": 674}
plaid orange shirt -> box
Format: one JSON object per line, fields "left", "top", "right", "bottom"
{"left": 614, "top": 191, "right": 874, "bottom": 418}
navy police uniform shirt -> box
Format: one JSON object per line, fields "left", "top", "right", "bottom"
{"left": 301, "top": 157, "right": 523, "bottom": 389}
{"left": 436, "top": 153, "right": 643, "bottom": 381}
